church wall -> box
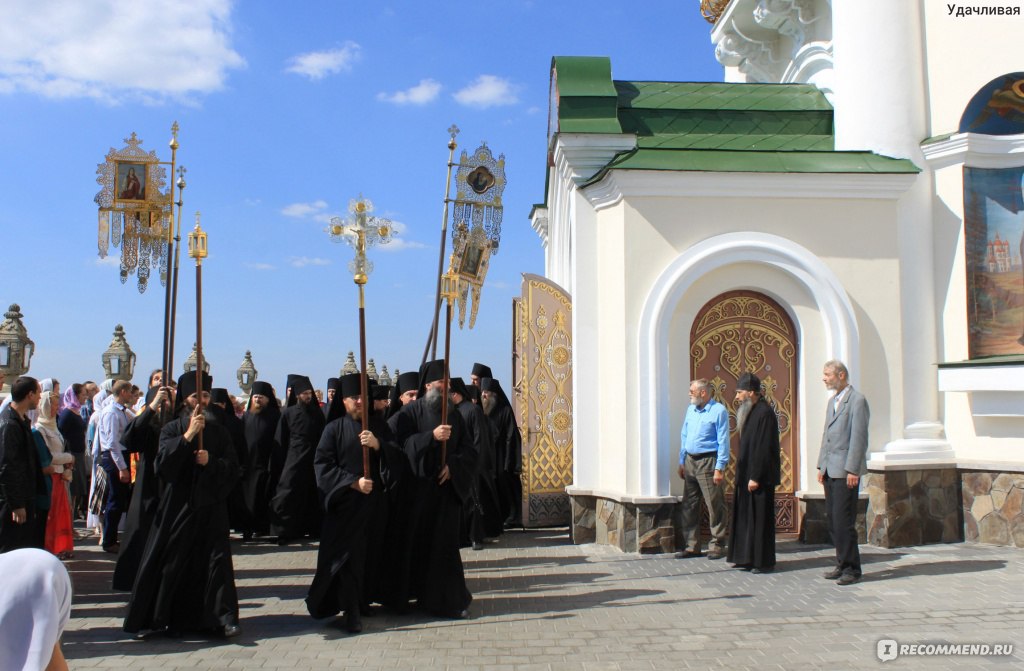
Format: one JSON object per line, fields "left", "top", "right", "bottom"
{"left": 922, "top": 3, "right": 1024, "bottom": 134}
{"left": 615, "top": 191, "right": 904, "bottom": 496}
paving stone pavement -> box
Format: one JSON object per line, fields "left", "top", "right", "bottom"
{"left": 62, "top": 529, "right": 1023, "bottom": 670}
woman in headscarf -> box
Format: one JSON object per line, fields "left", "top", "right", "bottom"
{"left": 86, "top": 379, "right": 115, "bottom": 539}
{"left": 33, "top": 388, "right": 74, "bottom": 559}
{"left": 57, "top": 385, "right": 89, "bottom": 524}
{"left": 0, "top": 548, "right": 72, "bottom": 671}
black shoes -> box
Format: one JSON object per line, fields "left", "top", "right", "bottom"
{"left": 472, "top": 541, "right": 484, "bottom": 551}
{"left": 836, "top": 573, "right": 861, "bottom": 586}
{"left": 751, "top": 566, "right": 774, "bottom": 574}
{"left": 102, "top": 543, "right": 120, "bottom": 554}
{"left": 344, "top": 610, "right": 363, "bottom": 633}
{"left": 706, "top": 550, "right": 725, "bottom": 560}
{"left": 823, "top": 567, "right": 844, "bottom": 580}
{"left": 222, "top": 623, "right": 242, "bottom": 638}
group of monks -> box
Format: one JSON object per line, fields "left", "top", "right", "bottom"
{"left": 113, "top": 359, "right": 523, "bottom": 638}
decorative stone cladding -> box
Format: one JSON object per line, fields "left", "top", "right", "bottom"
{"left": 797, "top": 492, "right": 867, "bottom": 545}
{"left": 962, "top": 470, "right": 1024, "bottom": 548}
{"left": 570, "top": 494, "right": 675, "bottom": 554}
{"left": 863, "top": 469, "right": 962, "bottom": 548}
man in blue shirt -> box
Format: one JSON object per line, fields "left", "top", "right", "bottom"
{"left": 677, "top": 379, "right": 730, "bottom": 559}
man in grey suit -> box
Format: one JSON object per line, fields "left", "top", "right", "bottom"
{"left": 817, "top": 360, "right": 869, "bottom": 585}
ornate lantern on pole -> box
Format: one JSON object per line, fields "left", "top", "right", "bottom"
{"left": 183, "top": 342, "right": 210, "bottom": 374}
{"left": 237, "top": 350, "right": 257, "bottom": 396}
{"left": 101, "top": 324, "right": 136, "bottom": 382}
{"left": 0, "top": 304, "right": 35, "bottom": 390}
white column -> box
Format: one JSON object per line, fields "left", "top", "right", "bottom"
{"left": 832, "top": 0, "right": 952, "bottom": 460}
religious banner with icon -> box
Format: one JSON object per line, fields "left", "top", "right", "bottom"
{"left": 449, "top": 142, "right": 506, "bottom": 328}
{"left": 94, "top": 131, "right": 173, "bottom": 293}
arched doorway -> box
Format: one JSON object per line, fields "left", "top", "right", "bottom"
{"left": 690, "top": 290, "right": 799, "bottom": 535}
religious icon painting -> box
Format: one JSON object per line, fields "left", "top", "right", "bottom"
{"left": 116, "top": 162, "right": 147, "bottom": 202}
{"left": 466, "top": 166, "right": 496, "bottom": 194}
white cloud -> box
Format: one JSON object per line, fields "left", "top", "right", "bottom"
{"left": 377, "top": 78, "right": 441, "bottom": 105}
{"left": 288, "top": 256, "right": 331, "bottom": 268}
{"left": 94, "top": 255, "right": 122, "bottom": 267}
{"left": 0, "top": 0, "right": 245, "bottom": 104}
{"left": 246, "top": 262, "right": 275, "bottom": 271}
{"left": 281, "top": 200, "right": 328, "bottom": 218}
{"left": 286, "top": 42, "right": 361, "bottom": 80}
{"left": 379, "top": 238, "right": 427, "bottom": 252}
{"left": 453, "top": 75, "right": 519, "bottom": 109}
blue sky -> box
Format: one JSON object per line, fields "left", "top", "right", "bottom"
{"left": 0, "top": 0, "right": 722, "bottom": 395}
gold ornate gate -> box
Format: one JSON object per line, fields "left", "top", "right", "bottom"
{"left": 690, "top": 291, "right": 799, "bottom": 535}
{"left": 512, "top": 273, "right": 572, "bottom": 527}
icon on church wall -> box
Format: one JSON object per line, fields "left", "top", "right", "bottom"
{"left": 116, "top": 162, "right": 147, "bottom": 201}
{"left": 964, "top": 166, "right": 1024, "bottom": 357}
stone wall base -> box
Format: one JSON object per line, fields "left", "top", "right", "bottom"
{"left": 962, "top": 471, "right": 1024, "bottom": 548}
{"left": 796, "top": 492, "right": 867, "bottom": 545}
{"left": 570, "top": 493, "right": 675, "bottom": 553}
{"left": 864, "top": 468, "right": 963, "bottom": 548}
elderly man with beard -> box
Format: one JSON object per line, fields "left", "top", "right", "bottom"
{"left": 271, "top": 375, "right": 326, "bottom": 545}
{"left": 480, "top": 378, "right": 523, "bottom": 528}
{"left": 112, "top": 383, "right": 173, "bottom": 591}
{"left": 727, "top": 372, "right": 781, "bottom": 574}
{"left": 307, "top": 374, "right": 401, "bottom": 633}
{"left": 240, "top": 382, "right": 281, "bottom": 540}
{"left": 124, "top": 372, "right": 242, "bottom": 639}
{"left": 387, "top": 361, "right": 475, "bottom": 619}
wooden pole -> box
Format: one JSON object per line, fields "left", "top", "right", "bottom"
{"left": 440, "top": 300, "right": 453, "bottom": 467}
{"left": 421, "top": 133, "right": 458, "bottom": 370}
{"left": 358, "top": 282, "right": 370, "bottom": 479}
{"left": 194, "top": 259, "right": 204, "bottom": 453}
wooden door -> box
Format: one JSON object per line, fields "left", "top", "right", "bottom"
{"left": 512, "top": 273, "right": 573, "bottom": 527}
{"left": 690, "top": 291, "right": 799, "bottom": 534}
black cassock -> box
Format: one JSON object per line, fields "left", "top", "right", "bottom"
{"left": 487, "top": 404, "right": 523, "bottom": 526}
{"left": 306, "top": 414, "right": 400, "bottom": 619}
{"left": 727, "top": 399, "right": 781, "bottom": 570}
{"left": 123, "top": 411, "right": 241, "bottom": 634}
{"left": 455, "top": 399, "right": 503, "bottom": 543}
{"left": 270, "top": 402, "right": 325, "bottom": 541}
{"left": 240, "top": 404, "right": 281, "bottom": 536}
{"left": 388, "top": 398, "right": 476, "bottom": 617}
{"left": 221, "top": 410, "right": 250, "bottom": 533}
{"left": 112, "top": 406, "right": 164, "bottom": 591}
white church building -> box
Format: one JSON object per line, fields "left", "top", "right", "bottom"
{"left": 521, "top": 0, "right": 1024, "bottom": 552}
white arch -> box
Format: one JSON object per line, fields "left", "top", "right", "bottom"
{"left": 637, "top": 232, "right": 860, "bottom": 497}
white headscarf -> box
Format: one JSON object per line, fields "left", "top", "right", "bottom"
{"left": 0, "top": 548, "right": 72, "bottom": 671}
{"left": 35, "top": 390, "right": 71, "bottom": 472}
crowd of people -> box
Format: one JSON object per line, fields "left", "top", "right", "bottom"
{"left": 0, "top": 359, "right": 524, "bottom": 645}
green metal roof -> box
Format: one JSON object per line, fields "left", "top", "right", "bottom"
{"left": 548, "top": 57, "right": 921, "bottom": 182}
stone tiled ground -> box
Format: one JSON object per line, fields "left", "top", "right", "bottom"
{"left": 62, "top": 529, "right": 1024, "bottom": 670}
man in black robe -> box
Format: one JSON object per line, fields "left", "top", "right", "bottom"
{"left": 112, "top": 384, "right": 173, "bottom": 591}
{"left": 323, "top": 377, "right": 340, "bottom": 419}
{"left": 480, "top": 378, "right": 523, "bottom": 528}
{"left": 727, "top": 372, "right": 781, "bottom": 574}
{"left": 212, "top": 387, "right": 249, "bottom": 536}
{"left": 124, "top": 372, "right": 242, "bottom": 639}
{"left": 240, "top": 381, "right": 281, "bottom": 540}
{"left": 0, "top": 377, "right": 45, "bottom": 553}
{"left": 306, "top": 374, "right": 401, "bottom": 633}
{"left": 388, "top": 360, "right": 475, "bottom": 619}
{"left": 451, "top": 377, "right": 501, "bottom": 550}
{"left": 469, "top": 363, "right": 492, "bottom": 388}
{"left": 270, "top": 374, "right": 326, "bottom": 544}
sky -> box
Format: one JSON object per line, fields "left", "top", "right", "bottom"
{"left": 0, "top": 0, "right": 723, "bottom": 395}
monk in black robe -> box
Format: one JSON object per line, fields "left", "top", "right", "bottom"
{"left": 270, "top": 374, "right": 325, "bottom": 544}
{"left": 212, "top": 387, "right": 249, "bottom": 535}
{"left": 728, "top": 372, "right": 781, "bottom": 573}
{"left": 112, "top": 385, "right": 172, "bottom": 591}
{"left": 450, "top": 378, "right": 501, "bottom": 549}
{"left": 306, "top": 374, "right": 401, "bottom": 632}
{"left": 480, "top": 378, "right": 523, "bottom": 528}
{"left": 240, "top": 381, "right": 280, "bottom": 539}
{"left": 387, "top": 361, "right": 475, "bottom": 618}
{"left": 124, "top": 372, "right": 242, "bottom": 639}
